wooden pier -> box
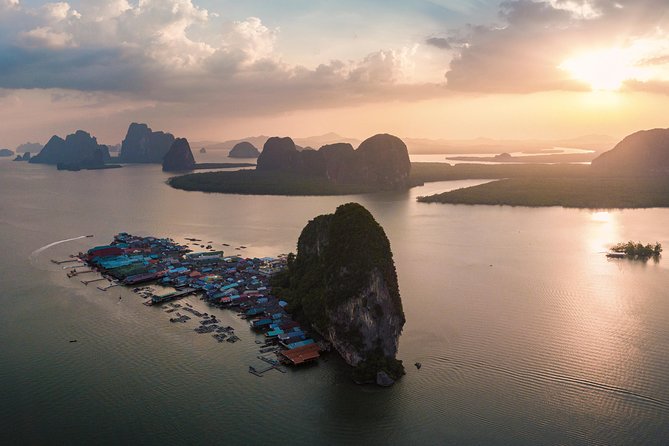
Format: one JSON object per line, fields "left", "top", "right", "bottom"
{"left": 51, "top": 258, "right": 81, "bottom": 265}
{"left": 81, "top": 277, "right": 107, "bottom": 285}
{"left": 66, "top": 269, "right": 95, "bottom": 278}
{"left": 97, "top": 282, "right": 120, "bottom": 291}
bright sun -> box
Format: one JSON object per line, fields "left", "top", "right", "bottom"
{"left": 559, "top": 48, "right": 637, "bottom": 91}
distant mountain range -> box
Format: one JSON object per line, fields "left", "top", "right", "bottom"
{"left": 194, "top": 133, "right": 617, "bottom": 155}
{"left": 193, "top": 132, "right": 362, "bottom": 152}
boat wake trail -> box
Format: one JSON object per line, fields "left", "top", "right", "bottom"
{"left": 29, "top": 236, "right": 90, "bottom": 260}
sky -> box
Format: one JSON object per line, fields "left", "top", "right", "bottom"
{"left": 1, "top": 0, "right": 669, "bottom": 147}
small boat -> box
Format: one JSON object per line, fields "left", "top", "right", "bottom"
{"left": 415, "top": 362, "right": 422, "bottom": 369}
{"left": 69, "top": 340, "right": 78, "bottom": 343}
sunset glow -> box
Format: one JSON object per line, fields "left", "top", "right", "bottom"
{"left": 1, "top": 1, "right": 669, "bottom": 145}
{"left": 560, "top": 48, "right": 637, "bottom": 91}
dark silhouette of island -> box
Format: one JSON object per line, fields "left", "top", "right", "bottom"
{"left": 256, "top": 134, "right": 410, "bottom": 189}
{"left": 29, "top": 130, "right": 118, "bottom": 170}
{"left": 162, "top": 138, "right": 196, "bottom": 172}
{"left": 591, "top": 128, "right": 669, "bottom": 174}
{"left": 0, "top": 148, "right": 14, "bottom": 157}
{"left": 169, "top": 133, "right": 412, "bottom": 195}
{"left": 119, "top": 123, "right": 175, "bottom": 163}
{"left": 228, "top": 141, "right": 260, "bottom": 158}
{"left": 417, "top": 128, "right": 669, "bottom": 208}
{"left": 609, "top": 241, "right": 662, "bottom": 260}
{"left": 446, "top": 151, "right": 596, "bottom": 163}
{"left": 13, "top": 152, "right": 31, "bottom": 161}
{"left": 15, "top": 142, "right": 42, "bottom": 153}
{"left": 272, "top": 203, "right": 405, "bottom": 385}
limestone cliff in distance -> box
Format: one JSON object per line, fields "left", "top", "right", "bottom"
{"left": 273, "top": 203, "right": 405, "bottom": 386}
{"left": 228, "top": 141, "right": 260, "bottom": 158}
{"left": 162, "top": 138, "right": 196, "bottom": 172}
{"left": 256, "top": 133, "right": 412, "bottom": 190}
{"left": 592, "top": 128, "right": 669, "bottom": 175}
{"left": 119, "top": 123, "right": 175, "bottom": 163}
{"left": 29, "top": 130, "right": 110, "bottom": 167}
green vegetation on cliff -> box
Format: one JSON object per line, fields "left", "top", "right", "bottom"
{"left": 169, "top": 169, "right": 415, "bottom": 195}
{"left": 272, "top": 203, "right": 405, "bottom": 383}
{"left": 168, "top": 162, "right": 590, "bottom": 196}
{"left": 417, "top": 176, "right": 669, "bottom": 208}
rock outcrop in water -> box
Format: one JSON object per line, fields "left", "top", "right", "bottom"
{"left": 162, "top": 138, "right": 196, "bottom": 172}
{"left": 0, "top": 148, "right": 14, "bottom": 157}
{"left": 30, "top": 130, "right": 110, "bottom": 167}
{"left": 119, "top": 123, "right": 175, "bottom": 163}
{"left": 15, "top": 142, "right": 42, "bottom": 153}
{"left": 255, "top": 134, "right": 411, "bottom": 190}
{"left": 274, "top": 203, "right": 405, "bottom": 385}
{"left": 229, "top": 141, "right": 260, "bottom": 158}
{"left": 592, "top": 128, "right": 669, "bottom": 175}
{"left": 14, "top": 152, "right": 31, "bottom": 161}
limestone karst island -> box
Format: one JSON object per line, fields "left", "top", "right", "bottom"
{"left": 4, "top": 0, "right": 669, "bottom": 444}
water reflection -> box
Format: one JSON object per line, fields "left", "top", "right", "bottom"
{"left": 586, "top": 210, "right": 621, "bottom": 254}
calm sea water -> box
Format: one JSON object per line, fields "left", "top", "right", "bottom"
{"left": 1, "top": 157, "right": 669, "bottom": 445}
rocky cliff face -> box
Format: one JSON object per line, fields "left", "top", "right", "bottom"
{"left": 119, "top": 123, "right": 175, "bottom": 163}
{"left": 162, "top": 138, "right": 196, "bottom": 172}
{"left": 255, "top": 134, "right": 412, "bottom": 189}
{"left": 319, "top": 143, "right": 357, "bottom": 183}
{"left": 256, "top": 137, "right": 302, "bottom": 171}
{"left": 592, "top": 128, "right": 669, "bottom": 174}
{"left": 14, "top": 152, "right": 31, "bottom": 161}
{"left": 229, "top": 141, "right": 260, "bottom": 158}
{"left": 354, "top": 134, "right": 411, "bottom": 189}
{"left": 277, "top": 203, "right": 405, "bottom": 384}
{"left": 30, "top": 130, "right": 109, "bottom": 167}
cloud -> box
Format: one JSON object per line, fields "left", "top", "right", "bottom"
{"left": 19, "top": 26, "right": 75, "bottom": 48}
{"left": 441, "top": 0, "right": 669, "bottom": 93}
{"left": 0, "top": 0, "right": 444, "bottom": 117}
{"left": 41, "top": 2, "right": 80, "bottom": 22}
{"left": 425, "top": 37, "right": 451, "bottom": 50}
{"left": 2, "top": 0, "right": 19, "bottom": 9}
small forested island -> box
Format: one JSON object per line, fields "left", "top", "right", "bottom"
{"left": 0, "top": 148, "right": 14, "bottom": 157}
{"left": 272, "top": 203, "right": 405, "bottom": 385}
{"left": 608, "top": 241, "right": 662, "bottom": 260}
{"left": 228, "top": 141, "right": 260, "bottom": 158}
